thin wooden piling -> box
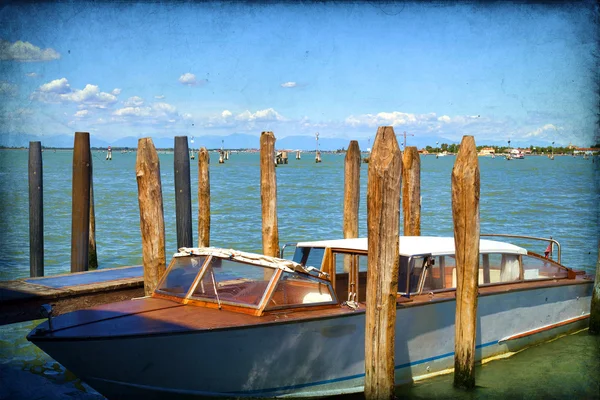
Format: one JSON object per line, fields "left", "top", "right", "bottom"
{"left": 28, "top": 141, "right": 43, "bottom": 277}
{"left": 136, "top": 138, "right": 166, "bottom": 295}
{"left": 451, "top": 135, "right": 480, "bottom": 389}
{"left": 365, "top": 126, "right": 402, "bottom": 400}
{"left": 71, "top": 132, "right": 91, "bottom": 273}
{"left": 296, "top": 150, "right": 301, "bottom": 160}
{"left": 343, "top": 140, "right": 361, "bottom": 273}
{"left": 260, "top": 131, "right": 279, "bottom": 258}
{"left": 197, "top": 147, "right": 210, "bottom": 247}
{"left": 402, "top": 146, "right": 421, "bottom": 236}
{"left": 589, "top": 240, "right": 600, "bottom": 334}
{"left": 174, "top": 136, "right": 193, "bottom": 249}
{"left": 88, "top": 150, "right": 98, "bottom": 270}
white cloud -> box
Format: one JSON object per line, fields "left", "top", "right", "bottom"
{"left": 236, "top": 108, "right": 286, "bottom": 122}
{"left": 0, "top": 81, "right": 17, "bottom": 96}
{"left": 39, "top": 78, "right": 71, "bottom": 94}
{"left": 437, "top": 115, "right": 451, "bottom": 123}
{"left": 74, "top": 110, "right": 90, "bottom": 118}
{"left": 124, "top": 96, "right": 144, "bottom": 107}
{"left": 524, "top": 124, "right": 559, "bottom": 138}
{"left": 32, "top": 78, "right": 118, "bottom": 108}
{"left": 25, "top": 72, "right": 38, "bottom": 78}
{"left": 281, "top": 81, "right": 297, "bottom": 88}
{"left": 112, "top": 88, "right": 121, "bottom": 95}
{"left": 178, "top": 73, "right": 197, "bottom": 86}
{"left": 0, "top": 39, "right": 60, "bottom": 62}
{"left": 345, "top": 111, "right": 437, "bottom": 128}
{"left": 154, "top": 95, "right": 165, "bottom": 99}
{"left": 113, "top": 107, "right": 151, "bottom": 117}
{"left": 112, "top": 101, "right": 181, "bottom": 126}
{"left": 202, "top": 108, "right": 287, "bottom": 129}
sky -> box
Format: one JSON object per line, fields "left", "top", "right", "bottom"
{"left": 0, "top": 1, "right": 598, "bottom": 147}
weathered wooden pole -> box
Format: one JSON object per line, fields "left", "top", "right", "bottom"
{"left": 589, "top": 240, "right": 600, "bottom": 334}
{"left": 343, "top": 140, "right": 361, "bottom": 272}
{"left": 365, "top": 126, "right": 402, "bottom": 400}
{"left": 71, "top": 132, "right": 91, "bottom": 273}
{"left": 174, "top": 136, "right": 193, "bottom": 249}
{"left": 451, "top": 135, "right": 480, "bottom": 389}
{"left": 136, "top": 138, "right": 167, "bottom": 295}
{"left": 28, "top": 141, "right": 43, "bottom": 277}
{"left": 88, "top": 150, "right": 98, "bottom": 270}
{"left": 402, "top": 146, "right": 421, "bottom": 236}
{"left": 260, "top": 131, "right": 279, "bottom": 258}
{"left": 197, "top": 147, "right": 210, "bottom": 248}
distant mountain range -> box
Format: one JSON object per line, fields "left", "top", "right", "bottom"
{"left": 0, "top": 132, "right": 554, "bottom": 151}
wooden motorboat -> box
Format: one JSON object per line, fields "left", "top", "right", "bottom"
{"left": 28, "top": 235, "right": 593, "bottom": 399}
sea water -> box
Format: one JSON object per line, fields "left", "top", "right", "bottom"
{"left": 0, "top": 148, "right": 598, "bottom": 398}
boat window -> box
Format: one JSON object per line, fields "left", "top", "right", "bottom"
{"left": 398, "top": 256, "right": 410, "bottom": 295}
{"left": 331, "top": 252, "right": 368, "bottom": 273}
{"left": 156, "top": 255, "right": 208, "bottom": 297}
{"left": 521, "top": 254, "right": 568, "bottom": 280}
{"left": 358, "top": 254, "right": 368, "bottom": 272}
{"left": 448, "top": 253, "right": 520, "bottom": 287}
{"left": 189, "top": 257, "right": 275, "bottom": 308}
{"left": 479, "top": 253, "right": 509, "bottom": 284}
{"left": 500, "top": 254, "right": 520, "bottom": 282}
{"left": 265, "top": 271, "right": 336, "bottom": 310}
{"left": 293, "top": 247, "right": 325, "bottom": 269}
{"left": 420, "top": 256, "right": 443, "bottom": 292}
{"left": 333, "top": 252, "right": 352, "bottom": 273}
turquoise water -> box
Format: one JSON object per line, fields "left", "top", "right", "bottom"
{"left": 0, "top": 149, "right": 598, "bottom": 278}
{"left": 0, "top": 148, "right": 599, "bottom": 399}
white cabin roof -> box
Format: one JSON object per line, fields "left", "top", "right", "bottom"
{"left": 296, "top": 236, "right": 527, "bottom": 257}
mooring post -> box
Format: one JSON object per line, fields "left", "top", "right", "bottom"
{"left": 260, "top": 131, "right": 279, "bottom": 258}
{"left": 365, "top": 126, "right": 402, "bottom": 400}
{"left": 343, "top": 140, "right": 361, "bottom": 273}
{"left": 197, "top": 147, "right": 210, "bottom": 247}
{"left": 136, "top": 138, "right": 167, "bottom": 295}
{"left": 589, "top": 240, "right": 600, "bottom": 334}
{"left": 451, "top": 135, "right": 480, "bottom": 389}
{"left": 71, "top": 132, "right": 91, "bottom": 273}
{"left": 28, "top": 141, "right": 44, "bottom": 277}
{"left": 402, "top": 146, "right": 421, "bottom": 236}
{"left": 174, "top": 136, "right": 193, "bottom": 249}
{"left": 88, "top": 149, "right": 98, "bottom": 270}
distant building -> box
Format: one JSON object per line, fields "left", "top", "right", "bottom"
{"left": 573, "top": 147, "right": 599, "bottom": 155}
{"left": 478, "top": 147, "right": 495, "bottom": 156}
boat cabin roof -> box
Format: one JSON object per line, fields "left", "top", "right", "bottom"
{"left": 295, "top": 236, "right": 528, "bottom": 257}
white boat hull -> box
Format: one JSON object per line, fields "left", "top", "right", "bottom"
{"left": 33, "top": 282, "right": 591, "bottom": 398}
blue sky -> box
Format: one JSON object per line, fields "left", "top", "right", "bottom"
{"left": 0, "top": 2, "right": 598, "bottom": 147}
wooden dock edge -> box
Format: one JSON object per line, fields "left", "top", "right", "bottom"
{"left": 0, "top": 267, "right": 144, "bottom": 326}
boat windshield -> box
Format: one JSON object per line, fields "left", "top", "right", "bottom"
{"left": 156, "top": 255, "right": 208, "bottom": 297}
{"left": 189, "top": 256, "right": 276, "bottom": 308}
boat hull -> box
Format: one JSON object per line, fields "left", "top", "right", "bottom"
{"left": 30, "top": 282, "right": 592, "bottom": 399}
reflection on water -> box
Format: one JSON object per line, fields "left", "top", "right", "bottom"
{"left": 0, "top": 320, "right": 102, "bottom": 399}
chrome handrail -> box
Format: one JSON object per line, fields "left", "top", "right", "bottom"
{"left": 481, "top": 233, "right": 561, "bottom": 264}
